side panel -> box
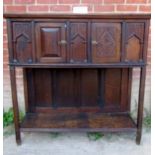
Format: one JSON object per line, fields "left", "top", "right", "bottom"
{"left": 125, "top": 22, "right": 145, "bottom": 62}
{"left": 69, "top": 22, "right": 88, "bottom": 63}
{"left": 12, "top": 22, "right": 32, "bottom": 63}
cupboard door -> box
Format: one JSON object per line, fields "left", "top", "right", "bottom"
{"left": 125, "top": 22, "right": 145, "bottom": 62}
{"left": 12, "top": 22, "right": 33, "bottom": 63}
{"left": 36, "top": 22, "right": 67, "bottom": 63}
{"left": 92, "top": 22, "right": 121, "bottom": 63}
{"left": 69, "top": 22, "right": 88, "bottom": 63}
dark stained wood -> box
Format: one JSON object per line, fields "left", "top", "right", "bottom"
{"left": 3, "top": 13, "right": 151, "bottom": 19}
{"left": 7, "top": 16, "right": 149, "bottom": 65}
{"left": 136, "top": 67, "right": 146, "bottom": 144}
{"left": 125, "top": 22, "right": 145, "bottom": 62}
{"left": 12, "top": 22, "right": 33, "bottom": 63}
{"left": 9, "top": 62, "right": 147, "bottom": 68}
{"left": 104, "top": 69, "right": 121, "bottom": 110}
{"left": 26, "top": 69, "right": 36, "bottom": 112}
{"left": 21, "top": 113, "right": 136, "bottom": 132}
{"left": 23, "top": 69, "right": 29, "bottom": 113}
{"left": 10, "top": 66, "right": 21, "bottom": 145}
{"left": 92, "top": 22, "right": 121, "bottom": 63}
{"left": 69, "top": 22, "right": 88, "bottom": 63}
{"left": 4, "top": 14, "right": 150, "bottom": 145}
{"left": 26, "top": 68, "right": 129, "bottom": 113}
{"left": 35, "top": 22, "right": 67, "bottom": 63}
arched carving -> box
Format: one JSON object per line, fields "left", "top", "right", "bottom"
{"left": 125, "top": 23, "right": 144, "bottom": 61}
{"left": 97, "top": 30, "right": 115, "bottom": 57}
{"left": 126, "top": 35, "right": 141, "bottom": 61}
{"left": 14, "top": 33, "right": 31, "bottom": 52}
{"left": 92, "top": 23, "right": 121, "bottom": 63}
{"left": 12, "top": 22, "right": 32, "bottom": 63}
{"left": 70, "top": 23, "right": 88, "bottom": 62}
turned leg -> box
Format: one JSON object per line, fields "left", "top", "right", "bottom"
{"left": 136, "top": 67, "right": 146, "bottom": 145}
{"left": 10, "top": 66, "right": 21, "bottom": 145}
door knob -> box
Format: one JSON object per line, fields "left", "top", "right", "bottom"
{"left": 92, "top": 40, "right": 98, "bottom": 45}
{"left": 58, "top": 40, "right": 67, "bottom": 45}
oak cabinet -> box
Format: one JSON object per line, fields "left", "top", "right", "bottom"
{"left": 4, "top": 14, "right": 150, "bottom": 145}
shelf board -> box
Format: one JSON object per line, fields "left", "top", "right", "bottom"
{"left": 20, "top": 112, "right": 136, "bottom": 132}
{"left": 9, "top": 62, "right": 146, "bottom": 68}
{"left": 4, "top": 13, "right": 151, "bottom": 19}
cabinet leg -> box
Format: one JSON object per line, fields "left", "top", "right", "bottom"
{"left": 10, "top": 66, "right": 22, "bottom": 145}
{"left": 136, "top": 67, "right": 146, "bottom": 145}
{"left": 136, "top": 129, "right": 141, "bottom": 145}
{"left": 16, "top": 131, "right": 21, "bottom": 145}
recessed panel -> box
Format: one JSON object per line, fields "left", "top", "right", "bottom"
{"left": 36, "top": 22, "right": 67, "bottom": 63}
{"left": 41, "top": 27, "right": 61, "bottom": 57}
{"left": 70, "top": 22, "right": 88, "bottom": 63}
{"left": 125, "top": 22, "right": 145, "bottom": 62}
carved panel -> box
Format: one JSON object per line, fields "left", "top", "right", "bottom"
{"left": 125, "top": 23, "right": 144, "bottom": 62}
{"left": 40, "top": 27, "right": 61, "bottom": 57}
{"left": 36, "top": 23, "right": 67, "bottom": 63}
{"left": 92, "top": 23, "right": 121, "bottom": 63}
{"left": 70, "top": 22, "right": 88, "bottom": 63}
{"left": 96, "top": 29, "right": 115, "bottom": 57}
{"left": 12, "top": 22, "right": 32, "bottom": 63}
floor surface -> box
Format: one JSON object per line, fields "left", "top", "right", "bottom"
{"left": 3, "top": 126, "right": 151, "bottom": 155}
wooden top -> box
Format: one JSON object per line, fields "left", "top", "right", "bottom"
{"left": 3, "top": 13, "right": 151, "bottom": 19}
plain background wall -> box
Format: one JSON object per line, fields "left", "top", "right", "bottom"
{"left": 3, "top": 0, "right": 151, "bottom": 116}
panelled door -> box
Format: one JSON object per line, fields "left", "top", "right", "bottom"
{"left": 35, "top": 22, "right": 67, "bottom": 63}
{"left": 91, "top": 22, "right": 121, "bottom": 63}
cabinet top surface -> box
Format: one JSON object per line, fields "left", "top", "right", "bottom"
{"left": 3, "top": 13, "right": 151, "bottom": 19}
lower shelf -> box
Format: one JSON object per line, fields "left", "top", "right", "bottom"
{"left": 20, "top": 112, "right": 137, "bottom": 132}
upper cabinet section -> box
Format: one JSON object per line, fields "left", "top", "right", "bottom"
{"left": 5, "top": 14, "right": 150, "bottom": 66}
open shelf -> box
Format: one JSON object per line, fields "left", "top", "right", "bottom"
{"left": 20, "top": 112, "right": 136, "bottom": 132}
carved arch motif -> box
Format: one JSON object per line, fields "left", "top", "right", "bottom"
{"left": 96, "top": 27, "right": 115, "bottom": 57}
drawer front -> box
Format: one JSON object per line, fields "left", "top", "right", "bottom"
{"left": 35, "top": 22, "right": 67, "bottom": 63}
{"left": 11, "top": 22, "right": 33, "bottom": 63}
{"left": 124, "top": 22, "right": 145, "bottom": 62}
{"left": 69, "top": 22, "right": 88, "bottom": 63}
{"left": 91, "top": 22, "right": 121, "bottom": 63}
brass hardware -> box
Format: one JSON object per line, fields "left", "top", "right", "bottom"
{"left": 92, "top": 40, "right": 98, "bottom": 45}
{"left": 58, "top": 40, "right": 67, "bottom": 45}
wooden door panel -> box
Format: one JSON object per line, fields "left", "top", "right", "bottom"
{"left": 26, "top": 68, "right": 130, "bottom": 113}
{"left": 53, "top": 69, "right": 76, "bottom": 107}
{"left": 34, "top": 69, "right": 53, "bottom": 107}
{"left": 36, "top": 22, "right": 67, "bottom": 63}
{"left": 104, "top": 69, "right": 121, "bottom": 110}
{"left": 12, "top": 22, "right": 33, "bottom": 63}
{"left": 92, "top": 22, "right": 121, "bottom": 63}
{"left": 80, "top": 69, "right": 98, "bottom": 107}
{"left": 69, "top": 22, "right": 88, "bottom": 63}
{"left": 125, "top": 22, "right": 145, "bottom": 62}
